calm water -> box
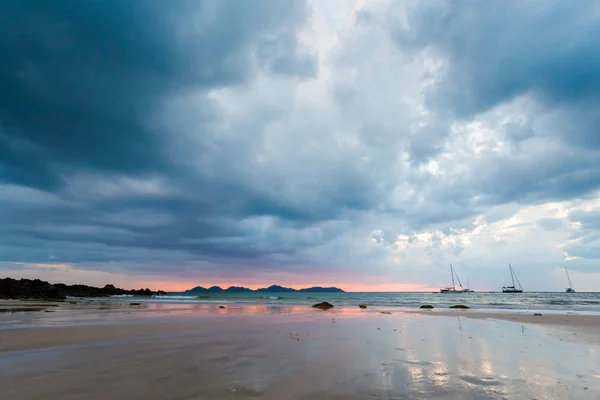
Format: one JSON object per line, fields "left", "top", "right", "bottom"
{"left": 101, "top": 291, "right": 600, "bottom": 312}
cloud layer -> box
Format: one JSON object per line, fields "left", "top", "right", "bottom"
{"left": 1, "top": 0, "right": 600, "bottom": 290}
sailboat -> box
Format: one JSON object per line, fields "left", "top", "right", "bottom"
{"left": 502, "top": 264, "right": 523, "bottom": 293}
{"left": 440, "top": 264, "right": 472, "bottom": 293}
{"left": 565, "top": 266, "right": 575, "bottom": 293}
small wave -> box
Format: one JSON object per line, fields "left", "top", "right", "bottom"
{"left": 263, "top": 296, "right": 284, "bottom": 300}
{"left": 151, "top": 295, "right": 197, "bottom": 300}
{"left": 111, "top": 294, "right": 135, "bottom": 298}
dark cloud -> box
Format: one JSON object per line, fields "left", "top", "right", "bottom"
{"left": 0, "top": 0, "right": 325, "bottom": 271}
{"left": 1, "top": 0, "right": 600, "bottom": 287}
{"left": 0, "top": 0, "right": 314, "bottom": 190}
{"left": 394, "top": 1, "right": 600, "bottom": 118}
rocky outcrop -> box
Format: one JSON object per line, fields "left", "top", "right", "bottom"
{"left": 359, "top": 304, "right": 367, "bottom": 309}
{"left": 419, "top": 305, "right": 434, "bottom": 309}
{"left": 0, "top": 278, "right": 65, "bottom": 300}
{"left": 311, "top": 301, "right": 334, "bottom": 310}
{"left": 0, "top": 277, "right": 164, "bottom": 300}
{"left": 449, "top": 305, "right": 469, "bottom": 309}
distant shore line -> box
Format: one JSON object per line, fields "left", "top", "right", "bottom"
{"left": 0, "top": 277, "right": 345, "bottom": 301}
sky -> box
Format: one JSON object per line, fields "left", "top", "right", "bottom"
{"left": 1, "top": 0, "right": 600, "bottom": 292}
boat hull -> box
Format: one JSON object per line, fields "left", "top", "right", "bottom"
{"left": 502, "top": 288, "right": 523, "bottom": 293}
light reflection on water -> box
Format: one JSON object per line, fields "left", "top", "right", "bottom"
{"left": 0, "top": 311, "right": 598, "bottom": 399}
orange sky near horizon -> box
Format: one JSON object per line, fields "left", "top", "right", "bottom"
{"left": 134, "top": 280, "right": 439, "bottom": 293}
{"left": 2, "top": 262, "right": 454, "bottom": 293}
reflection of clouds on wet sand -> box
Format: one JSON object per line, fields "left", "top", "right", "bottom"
{"left": 0, "top": 308, "right": 598, "bottom": 399}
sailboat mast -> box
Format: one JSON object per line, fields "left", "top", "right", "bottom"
{"left": 454, "top": 268, "right": 464, "bottom": 289}
{"left": 450, "top": 264, "right": 455, "bottom": 288}
{"left": 565, "top": 266, "right": 573, "bottom": 288}
{"left": 509, "top": 264, "right": 515, "bottom": 287}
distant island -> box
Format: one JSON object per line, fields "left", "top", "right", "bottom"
{"left": 184, "top": 285, "right": 345, "bottom": 294}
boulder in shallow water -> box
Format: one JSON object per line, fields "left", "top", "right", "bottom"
{"left": 218, "top": 305, "right": 226, "bottom": 309}
{"left": 449, "top": 305, "right": 469, "bottom": 309}
{"left": 419, "top": 305, "right": 434, "bottom": 309}
{"left": 359, "top": 304, "right": 367, "bottom": 309}
{"left": 534, "top": 313, "right": 542, "bottom": 316}
{"left": 312, "top": 302, "right": 334, "bottom": 310}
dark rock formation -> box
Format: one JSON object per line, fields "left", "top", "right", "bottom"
{"left": 534, "top": 313, "right": 542, "bottom": 316}
{"left": 218, "top": 305, "right": 226, "bottom": 309}
{"left": 0, "top": 277, "right": 164, "bottom": 300}
{"left": 420, "top": 305, "right": 434, "bottom": 309}
{"left": 0, "top": 307, "right": 47, "bottom": 313}
{"left": 311, "top": 302, "right": 334, "bottom": 310}
{"left": 0, "top": 278, "right": 66, "bottom": 300}
{"left": 359, "top": 304, "right": 367, "bottom": 309}
{"left": 449, "top": 305, "right": 469, "bottom": 309}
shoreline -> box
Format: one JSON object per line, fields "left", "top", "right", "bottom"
{"left": 2, "top": 299, "right": 600, "bottom": 347}
{"left": 1, "top": 300, "right": 599, "bottom": 398}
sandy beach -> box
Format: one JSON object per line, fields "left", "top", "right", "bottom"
{"left": 1, "top": 302, "right": 599, "bottom": 399}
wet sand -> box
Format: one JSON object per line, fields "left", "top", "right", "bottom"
{"left": 0, "top": 303, "right": 599, "bottom": 399}
{"left": 412, "top": 309, "right": 600, "bottom": 345}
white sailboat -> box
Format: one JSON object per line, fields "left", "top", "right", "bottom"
{"left": 440, "top": 264, "right": 472, "bottom": 293}
{"left": 502, "top": 264, "right": 523, "bottom": 293}
{"left": 565, "top": 266, "right": 575, "bottom": 293}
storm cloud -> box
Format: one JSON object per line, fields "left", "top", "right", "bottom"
{"left": 1, "top": 0, "right": 600, "bottom": 290}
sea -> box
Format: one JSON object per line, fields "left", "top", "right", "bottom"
{"left": 101, "top": 291, "right": 600, "bottom": 313}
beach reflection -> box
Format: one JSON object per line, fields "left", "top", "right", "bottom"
{"left": 0, "top": 305, "right": 598, "bottom": 399}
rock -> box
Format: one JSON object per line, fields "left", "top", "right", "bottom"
{"left": 449, "top": 305, "right": 469, "bottom": 309}
{"left": 359, "top": 304, "right": 367, "bottom": 309}
{"left": 0, "top": 307, "right": 46, "bottom": 313}
{"left": 0, "top": 278, "right": 66, "bottom": 300}
{"left": 534, "top": 313, "right": 542, "bottom": 316}
{"left": 129, "top": 303, "right": 141, "bottom": 306}
{"left": 218, "top": 305, "right": 226, "bottom": 309}
{"left": 379, "top": 311, "right": 391, "bottom": 315}
{"left": 420, "top": 305, "right": 434, "bottom": 309}
{"left": 0, "top": 277, "right": 166, "bottom": 300}
{"left": 311, "top": 302, "right": 334, "bottom": 310}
